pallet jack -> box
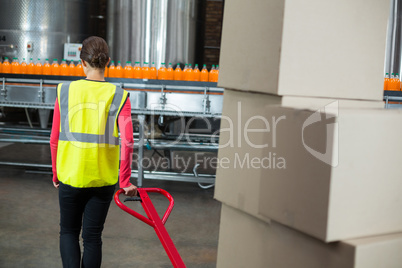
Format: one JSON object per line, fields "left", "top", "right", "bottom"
{"left": 114, "top": 188, "right": 186, "bottom": 268}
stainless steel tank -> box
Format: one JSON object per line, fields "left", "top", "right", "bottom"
{"left": 107, "top": 0, "right": 198, "bottom": 68}
{"left": 0, "top": 0, "right": 103, "bottom": 61}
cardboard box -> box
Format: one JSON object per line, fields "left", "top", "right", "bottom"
{"left": 217, "top": 204, "right": 402, "bottom": 268}
{"left": 256, "top": 105, "right": 402, "bottom": 241}
{"left": 214, "top": 89, "right": 384, "bottom": 222}
{"left": 218, "top": 0, "right": 389, "bottom": 101}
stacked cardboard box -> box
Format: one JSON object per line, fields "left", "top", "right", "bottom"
{"left": 217, "top": 204, "right": 402, "bottom": 268}
{"left": 214, "top": 0, "right": 402, "bottom": 267}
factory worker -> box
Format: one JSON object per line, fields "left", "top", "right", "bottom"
{"left": 50, "top": 36, "right": 137, "bottom": 268}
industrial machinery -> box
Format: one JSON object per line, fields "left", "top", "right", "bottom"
{"left": 107, "top": 0, "right": 199, "bottom": 67}
{"left": 0, "top": 0, "right": 221, "bottom": 187}
{"left": 0, "top": 0, "right": 103, "bottom": 60}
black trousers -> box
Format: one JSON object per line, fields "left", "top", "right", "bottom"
{"left": 58, "top": 181, "right": 115, "bottom": 268}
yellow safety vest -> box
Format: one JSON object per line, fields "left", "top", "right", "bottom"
{"left": 56, "top": 80, "right": 129, "bottom": 188}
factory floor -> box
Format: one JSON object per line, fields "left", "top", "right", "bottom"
{"left": 0, "top": 143, "right": 221, "bottom": 268}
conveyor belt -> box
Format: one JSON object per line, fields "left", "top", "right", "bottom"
{"left": 0, "top": 75, "right": 224, "bottom": 116}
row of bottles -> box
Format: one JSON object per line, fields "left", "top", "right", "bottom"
{"left": 384, "top": 73, "right": 401, "bottom": 91}
{"left": 0, "top": 57, "right": 85, "bottom": 76}
{"left": 107, "top": 61, "right": 219, "bottom": 82}
{"left": 0, "top": 57, "right": 220, "bottom": 82}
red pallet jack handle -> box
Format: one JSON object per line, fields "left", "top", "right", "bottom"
{"left": 114, "top": 188, "right": 186, "bottom": 268}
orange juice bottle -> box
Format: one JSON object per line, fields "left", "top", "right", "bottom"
{"left": 384, "top": 73, "right": 390, "bottom": 91}
{"left": 115, "top": 61, "right": 123, "bottom": 78}
{"left": 108, "top": 61, "right": 116, "bottom": 77}
{"left": 2, "top": 57, "right": 10, "bottom": 73}
{"left": 11, "top": 58, "right": 21, "bottom": 74}
{"left": 174, "top": 64, "right": 182, "bottom": 80}
{"left": 215, "top": 65, "right": 220, "bottom": 82}
{"left": 51, "top": 59, "right": 60, "bottom": 76}
{"left": 150, "top": 62, "right": 157, "bottom": 79}
{"left": 27, "top": 58, "right": 35, "bottom": 74}
{"left": 20, "top": 58, "right": 28, "bottom": 74}
{"left": 104, "top": 65, "right": 108, "bottom": 77}
{"left": 133, "top": 61, "right": 142, "bottom": 79}
{"left": 60, "top": 59, "right": 68, "bottom": 76}
{"left": 183, "top": 64, "right": 188, "bottom": 79}
{"left": 182, "top": 64, "right": 188, "bottom": 80}
{"left": 80, "top": 60, "right": 86, "bottom": 76}
{"left": 75, "top": 60, "right": 84, "bottom": 76}
{"left": 214, "top": 65, "right": 219, "bottom": 82}
{"left": 389, "top": 73, "right": 395, "bottom": 91}
{"left": 209, "top": 65, "right": 216, "bottom": 82}
{"left": 166, "top": 63, "right": 174, "bottom": 80}
{"left": 35, "top": 58, "right": 43, "bottom": 75}
{"left": 124, "top": 61, "right": 133, "bottom": 78}
{"left": 193, "top": 64, "right": 200, "bottom": 81}
{"left": 395, "top": 73, "right": 400, "bottom": 91}
{"left": 158, "top": 63, "right": 167, "bottom": 80}
{"left": 0, "top": 60, "right": 2, "bottom": 73}
{"left": 390, "top": 73, "right": 398, "bottom": 92}
{"left": 68, "top": 61, "right": 76, "bottom": 76}
{"left": 43, "top": 59, "right": 51, "bottom": 75}
{"left": 142, "top": 62, "right": 150, "bottom": 79}
{"left": 186, "top": 64, "right": 193, "bottom": 81}
{"left": 200, "top": 64, "right": 209, "bottom": 82}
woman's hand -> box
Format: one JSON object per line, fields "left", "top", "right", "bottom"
{"left": 123, "top": 184, "right": 138, "bottom": 197}
{"left": 53, "top": 180, "right": 60, "bottom": 189}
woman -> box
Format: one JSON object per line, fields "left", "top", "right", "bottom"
{"left": 50, "top": 36, "right": 137, "bottom": 268}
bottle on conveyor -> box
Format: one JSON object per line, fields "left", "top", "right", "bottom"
{"left": 133, "top": 61, "right": 142, "bottom": 79}
{"left": 68, "top": 61, "right": 76, "bottom": 76}
{"left": 2, "top": 57, "right": 11, "bottom": 74}
{"left": 51, "top": 59, "right": 60, "bottom": 76}
{"left": 60, "top": 59, "right": 68, "bottom": 76}
{"left": 158, "top": 63, "right": 167, "bottom": 80}
{"left": 395, "top": 73, "right": 401, "bottom": 91}
{"left": 27, "top": 58, "right": 35, "bottom": 75}
{"left": 20, "top": 58, "right": 27, "bottom": 74}
{"left": 208, "top": 65, "right": 216, "bottom": 82}
{"left": 108, "top": 61, "right": 116, "bottom": 78}
{"left": 185, "top": 64, "right": 193, "bottom": 81}
{"left": 183, "top": 63, "right": 188, "bottom": 80}
{"left": 166, "top": 63, "right": 174, "bottom": 80}
{"left": 200, "top": 64, "right": 208, "bottom": 82}
{"left": 43, "top": 59, "right": 52, "bottom": 75}
{"left": 124, "top": 61, "right": 133, "bottom": 78}
{"left": 75, "top": 60, "right": 84, "bottom": 77}
{"left": 142, "top": 62, "right": 150, "bottom": 79}
{"left": 174, "top": 63, "right": 182, "bottom": 81}
{"left": 193, "top": 64, "right": 200, "bottom": 82}
{"left": 11, "top": 58, "right": 21, "bottom": 74}
{"left": 215, "top": 65, "right": 220, "bottom": 82}
{"left": 115, "top": 61, "right": 123, "bottom": 78}
{"left": 35, "top": 58, "right": 43, "bottom": 75}
{"left": 150, "top": 62, "right": 157, "bottom": 79}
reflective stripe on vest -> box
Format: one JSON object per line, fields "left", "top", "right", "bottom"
{"left": 58, "top": 82, "right": 124, "bottom": 145}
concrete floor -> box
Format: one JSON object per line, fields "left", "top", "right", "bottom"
{"left": 0, "top": 143, "right": 221, "bottom": 268}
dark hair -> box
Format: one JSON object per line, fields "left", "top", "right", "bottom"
{"left": 80, "top": 36, "right": 109, "bottom": 69}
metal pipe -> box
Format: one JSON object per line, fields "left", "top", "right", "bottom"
{"left": 0, "top": 127, "right": 50, "bottom": 134}
{"left": 0, "top": 138, "right": 49, "bottom": 144}
{"left": 137, "top": 114, "right": 146, "bottom": 187}
{"left": 24, "top": 108, "right": 33, "bottom": 128}
{"left": 0, "top": 161, "right": 51, "bottom": 168}
{"left": 385, "top": 0, "right": 402, "bottom": 75}
{"left": 131, "top": 170, "right": 215, "bottom": 184}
